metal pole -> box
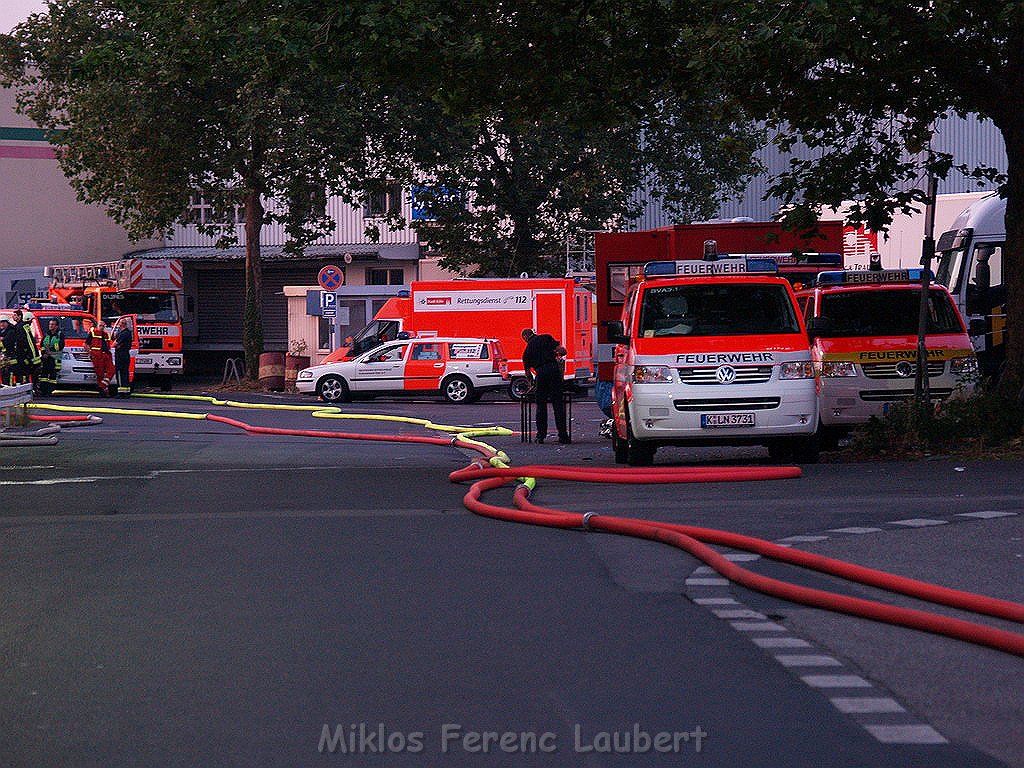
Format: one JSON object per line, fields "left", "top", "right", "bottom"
{"left": 915, "top": 175, "right": 938, "bottom": 401}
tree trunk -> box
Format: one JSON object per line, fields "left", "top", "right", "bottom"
{"left": 243, "top": 189, "right": 265, "bottom": 380}
{"left": 1000, "top": 120, "right": 1024, "bottom": 395}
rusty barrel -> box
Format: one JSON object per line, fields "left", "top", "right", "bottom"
{"left": 258, "top": 352, "right": 285, "bottom": 391}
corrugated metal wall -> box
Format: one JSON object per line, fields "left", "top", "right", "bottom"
{"left": 630, "top": 113, "right": 1007, "bottom": 229}
{"left": 170, "top": 194, "right": 419, "bottom": 248}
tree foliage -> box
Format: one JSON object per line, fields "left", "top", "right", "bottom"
{"left": 353, "top": 0, "right": 762, "bottom": 277}
{"left": 1, "top": 0, "right": 387, "bottom": 376}
{"left": 679, "top": 0, "right": 1024, "bottom": 386}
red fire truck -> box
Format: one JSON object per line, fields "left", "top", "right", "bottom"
{"left": 46, "top": 259, "right": 183, "bottom": 387}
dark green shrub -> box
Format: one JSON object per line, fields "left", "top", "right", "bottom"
{"left": 850, "top": 389, "right": 1024, "bottom": 456}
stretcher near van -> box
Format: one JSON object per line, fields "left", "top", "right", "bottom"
{"left": 607, "top": 257, "right": 819, "bottom": 465}
{"left": 796, "top": 269, "right": 978, "bottom": 446}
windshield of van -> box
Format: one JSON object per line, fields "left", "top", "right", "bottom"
{"left": 101, "top": 292, "right": 178, "bottom": 323}
{"left": 638, "top": 283, "right": 800, "bottom": 337}
{"left": 819, "top": 289, "right": 962, "bottom": 336}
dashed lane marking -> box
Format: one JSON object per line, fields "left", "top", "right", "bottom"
{"left": 864, "top": 725, "right": 948, "bottom": 745}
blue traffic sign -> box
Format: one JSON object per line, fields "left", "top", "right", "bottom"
{"left": 318, "top": 265, "right": 344, "bottom": 291}
{"left": 320, "top": 291, "right": 337, "bottom": 318}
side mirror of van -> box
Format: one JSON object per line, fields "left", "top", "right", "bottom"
{"left": 605, "top": 320, "right": 629, "bottom": 345}
{"left": 806, "top": 316, "right": 831, "bottom": 340}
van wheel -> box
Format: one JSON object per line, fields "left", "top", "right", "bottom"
{"left": 508, "top": 377, "right": 531, "bottom": 400}
{"left": 317, "top": 375, "right": 350, "bottom": 403}
{"left": 442, "top": 375, "right": 474, "bottom": 404}
{"left": 625, "top": 418, "right": 655, "bottom": 466}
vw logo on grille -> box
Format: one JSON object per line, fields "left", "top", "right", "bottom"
{"left": 895, "top": 361, "right": 915, "bottom": 378}
{"left": 715, "top": 365, "right": 737, "bottom": 384}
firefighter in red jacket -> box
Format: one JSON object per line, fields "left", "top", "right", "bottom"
{"left": 87, "top": 319, "right": 116, "bottom": 396}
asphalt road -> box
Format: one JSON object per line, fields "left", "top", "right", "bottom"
{"left": 0, "top": 391, "right": 1020, "bottom": 767}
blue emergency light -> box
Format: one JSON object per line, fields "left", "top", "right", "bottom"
{"left": 815, "top": 268, "right": 928, "bottom": 286}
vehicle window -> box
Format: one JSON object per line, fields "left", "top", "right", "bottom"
{"left": 934, "top": 247, "right": 968, "bottom": 294}
{"left": 608, "top": 263, "right": 645, "bottom": 305}
{"left": 819, "top": 289, "right": 962, "bottom": 336}
{"left": 363, "top": 345, "right": 405, "bottom": 363}
{"left": 637, "top": 283, "right": 800, "bottom": 337}
{"left": 100, "top": 292, "right": 178, "bottom": 324}
{"left": 966, "top": 244, "right": 1005, "bottom": 315}
{"left": 348, "top": 319, "right": 400, "bottom": 355}
{"left": 410, "top": 343, "right": 442, "bottom": 361}
{"left": 40, "top": 315, "right": 90, "bottom": 340}
{"left": 449, "top": 342, "right": 487, "bottom": 360}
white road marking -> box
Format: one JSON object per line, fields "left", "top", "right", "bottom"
{"left": 864, "top": 725, "right": 947, "bottom": 744}
{"left": 0, "top": 465, "right": 361, "bottom": 487}
{"left": 957, "top": 510, "right": 1019, "bottom": 519}
{"left": 685, "top": 577, "right": 729, "bottom": 586}
{"left": 778, "top": 535, "right": 830, "bottom": 543}
{"left": 752, "top": 637, "right": 811, "bottom": 649}
{"left": 731, "top": 621, "right": 786, "bottom": 632}
{"left": 775, "top": 654, "right": 842, "bottom": 667}
{"left": 723, "top": 553, "right": 762, "bottom": 561}
{"left": 889, "top": 518, "right": 948, "bottom": 527}
{"left": 712, "top": 609, "right": 767, "bottom": 620}
{"left": 801, "top": 675, "right": 872, "bottom": 688}
{"left": 830, "top": 697, "right": 905, "bottom": 714}
{"left": 692, "top": 598, "right": 738, "bottom": 606}
{"left": 828, "top": 526, "right": 883, "bottom": 534}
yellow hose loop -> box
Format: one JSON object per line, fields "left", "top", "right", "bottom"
{"left": 34, "top": 394, "right": 514, "bottom": 468}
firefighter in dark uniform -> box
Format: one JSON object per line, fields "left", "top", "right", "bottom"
{"left": 39, "top": 318, "right": 66, "bottom": 395}
{"left": 113, "top": 317, "right": 133, "bottom": 397}
{"left": 521, "top": 328, "right": 570, "bottom": 444}
{"left": 10, "top": 310, "right": 41, "bottom": 388}
{"left": 0, "top": 318, "right": 13, "bottom": 385}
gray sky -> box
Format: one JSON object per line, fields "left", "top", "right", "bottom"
{"left": 1, "top": 0, "right": 47, "bottom": 34}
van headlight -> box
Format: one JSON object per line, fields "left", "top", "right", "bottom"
{"left": 950, "top": 356, "right": 979, "bottom": 376}
{"left": 820, "top": 361, "right": 857, "bottom": 377}
{"left": 632, "top": 365, "right": 673, "bottom": 384}
{"left": 780, "top": 361, "right": 815, "bottom": 379}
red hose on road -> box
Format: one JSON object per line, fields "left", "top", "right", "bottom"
{"left": 451, "top": 464, "right": 1024, "bottom": 657}
{"left": 57, "top": 402, "right": 1023, "bottom": 657}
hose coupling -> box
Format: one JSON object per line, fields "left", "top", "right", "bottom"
{"left": 582, "top": 512, "right": 596, "bottom": 530}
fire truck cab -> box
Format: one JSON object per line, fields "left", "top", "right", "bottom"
{"left": 608, "top": 257, "right": 819, "bottom": 465}
{"left": 47, "top": 259, "right": 183, "bottom": 386}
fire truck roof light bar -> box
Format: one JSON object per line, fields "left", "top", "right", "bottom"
{"left": 643, "top": 257, "right": 779, "bottom": 278}
{"left": 815, "top": 269, "right": 929, "bottom": 286}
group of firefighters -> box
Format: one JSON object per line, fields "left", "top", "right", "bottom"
{"left": 0, "top": 311, "right": 133, "bottom": 397}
